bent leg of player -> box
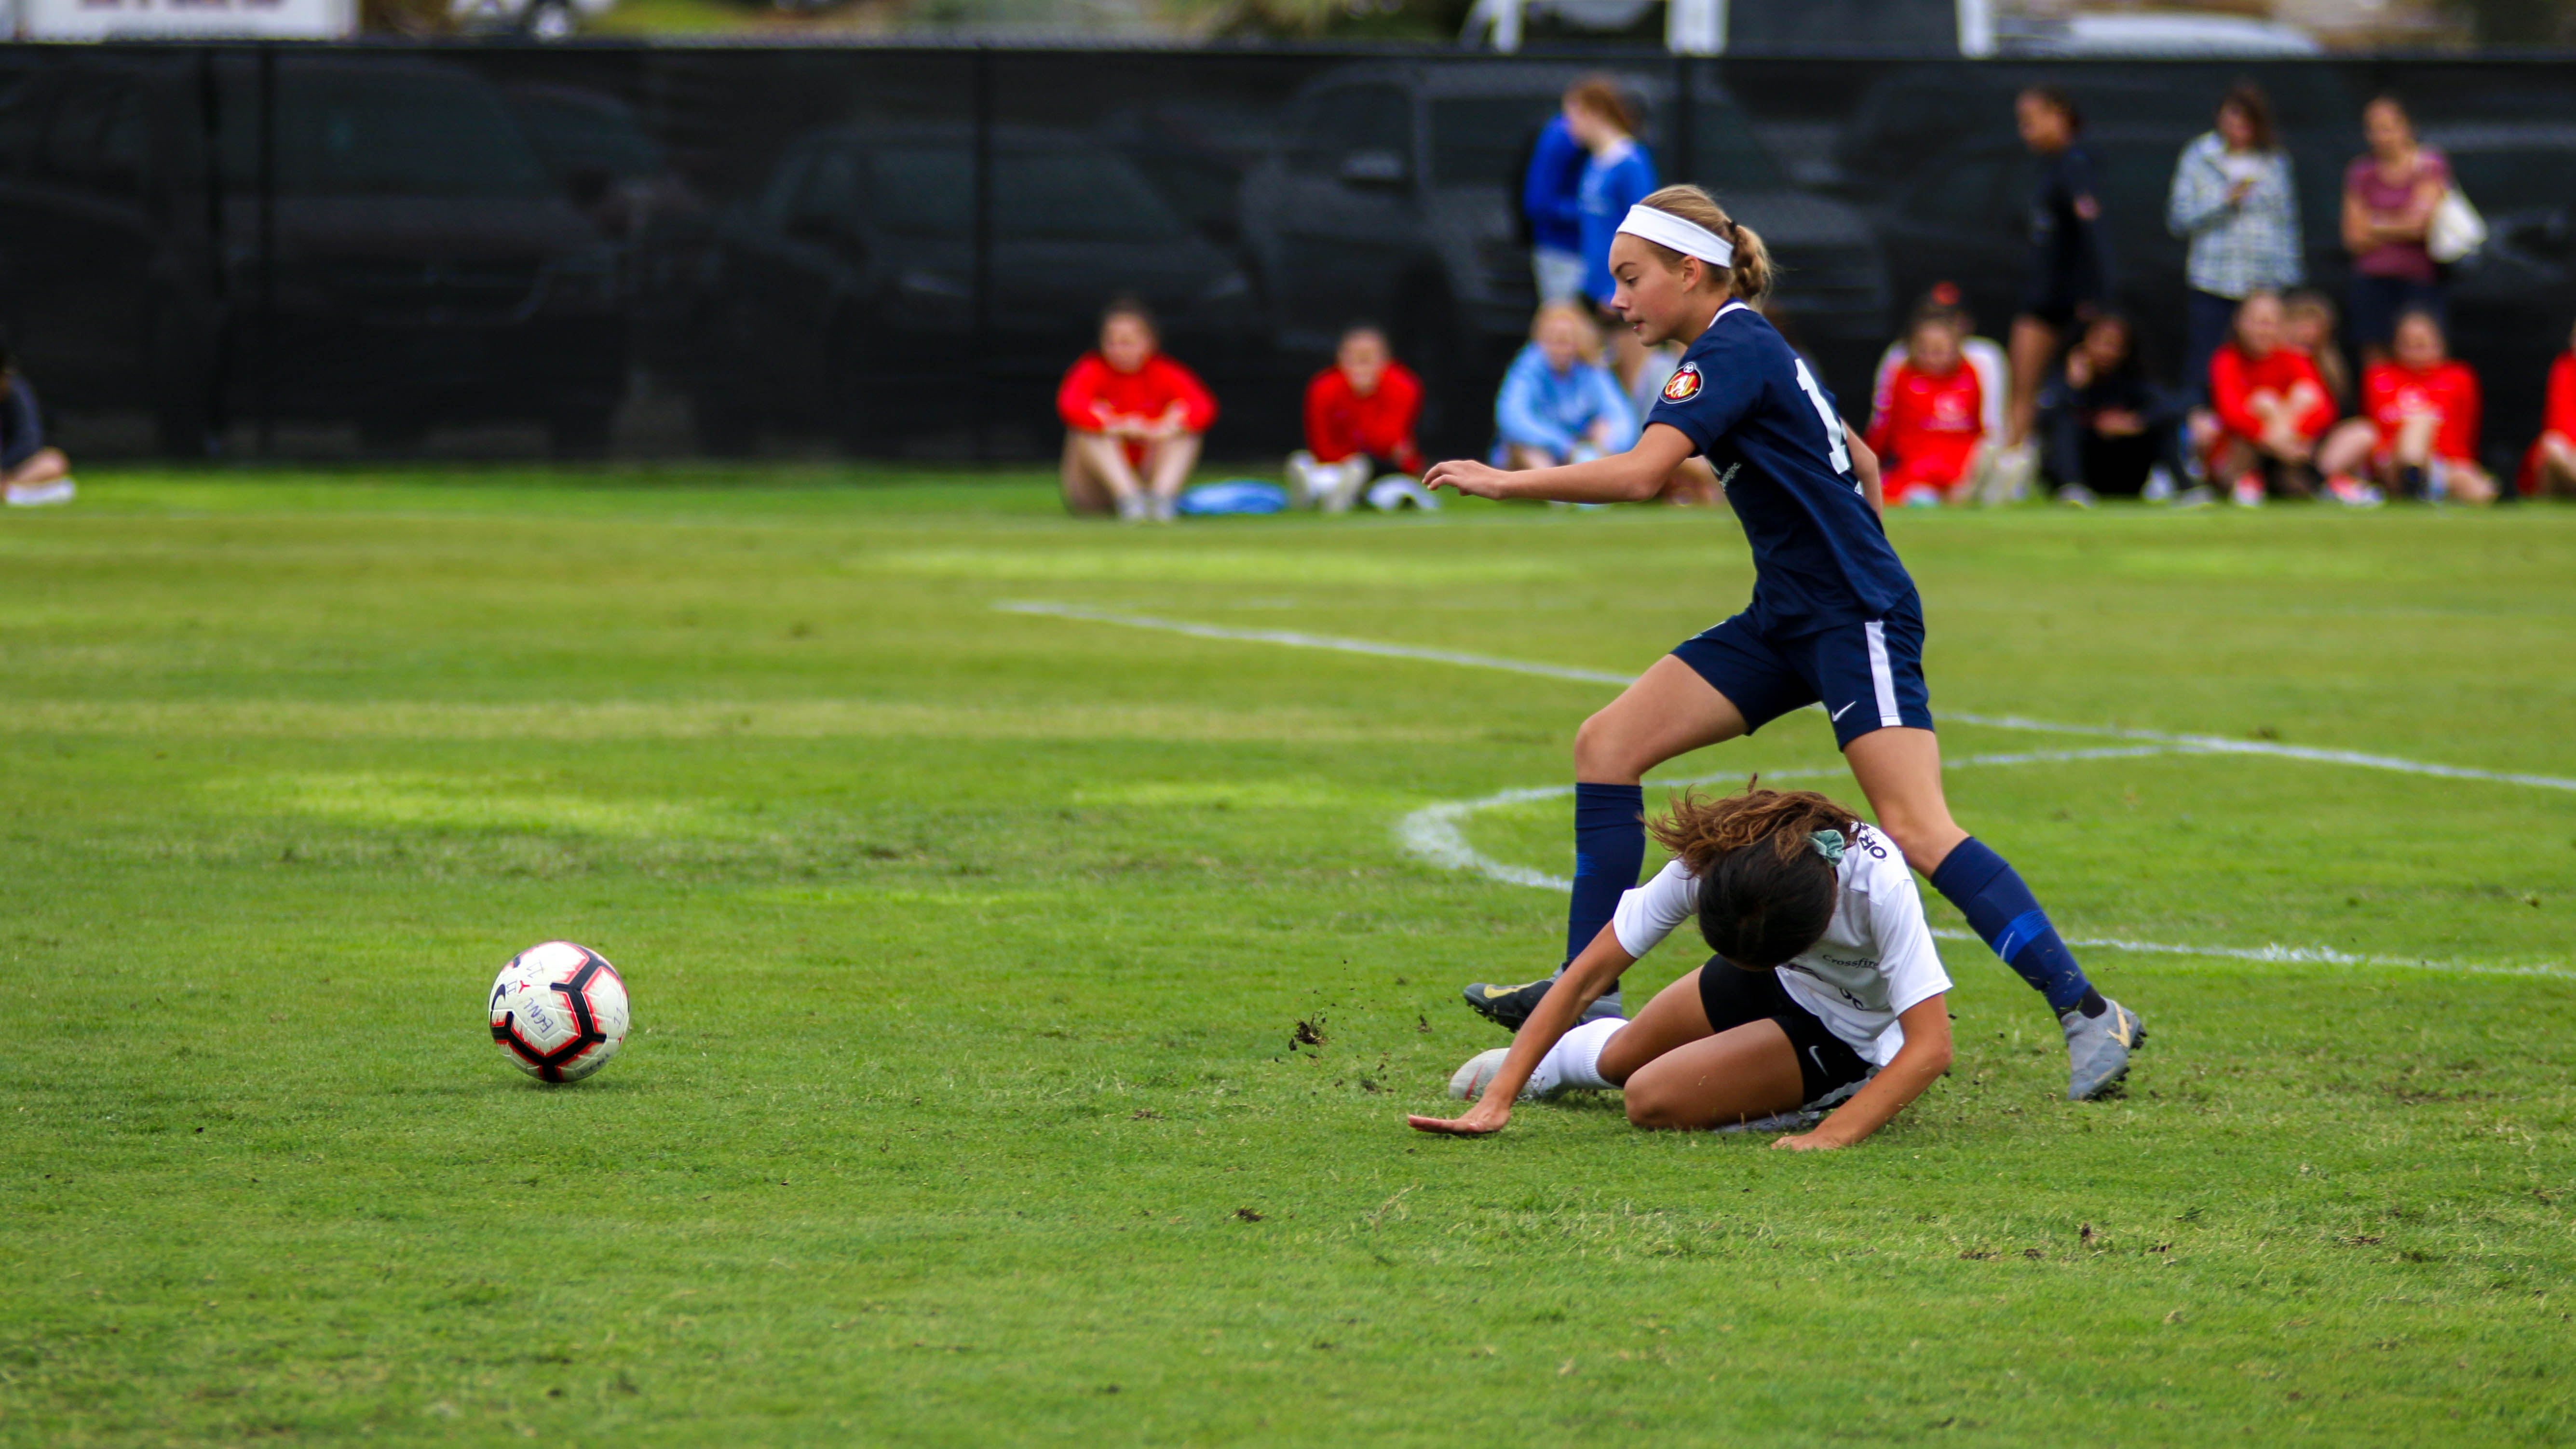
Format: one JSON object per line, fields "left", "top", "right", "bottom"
{"left": 1805, "top": 607, "right": 2142, "bottom": 1101}
{"left": 1845, "top": 726, "right": 2143, "bottom": 1101}
{"left": 1463, "top": 656, "right": 1748, "bottom": 1032}
{"left": 1619, "top": 961, "right": 1861, "bottom": 1131}
{"left": 1453, "top": 956, "right": 1814, "bottom": 1125}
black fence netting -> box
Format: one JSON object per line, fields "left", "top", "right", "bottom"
{"left": 1, "top": 43, "right": 2571, "bottom": 468}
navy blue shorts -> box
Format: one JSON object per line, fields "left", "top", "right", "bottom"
{"left": 1670, "top": 606, "right": 1935, "bottom": 749}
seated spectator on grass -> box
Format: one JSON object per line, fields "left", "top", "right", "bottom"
{"left": 2037, "top": 311, "right": 2183, "bottom": 504}
{"left": 1493, "top": 302, "right": 1636, "bottom": 471}
{"left": 2319, "top": 309, "right": 2494, "bottom": 504}
{"left": 2520, "top": 315, "right": 2576, "bottom": 498}
{"left": 1057, "top": 298, "right": 1216, "bottom": 523}
{"left": 2281, "top": 288, "right": 2352, "bottom": 413}
{"left": 1865, "top": 309, "right": 1987, "bottom": 508}
{"left": 2196, "top": 290, "right": 2331, "bottom": 504}
{"left": 1288, "top": 324, "right": 1424, "bottom": 514}
{"left": 1874, "top": 284, "right": 2007, "bottom": 455}
{"left": 1, "top": 335, "right": 73, "bottom": 508}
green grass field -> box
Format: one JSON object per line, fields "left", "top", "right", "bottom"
{"left": 4, "top": 471, "right": 2573, "bottom": 1446}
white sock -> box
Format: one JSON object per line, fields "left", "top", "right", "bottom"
{"left": 1528, "top": 1017, "right": 1624, "bottom": 1097}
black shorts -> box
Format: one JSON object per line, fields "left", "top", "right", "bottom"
{"left": 2018, "top": 294, "right": 2098, "bottom": 332}
{"left": 1697, "top": 957, "right": 1874, "bottom": 1107}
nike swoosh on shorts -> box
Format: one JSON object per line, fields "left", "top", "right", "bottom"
{"left": 1830, "top": 701, "right": 1858, "bottom": 722}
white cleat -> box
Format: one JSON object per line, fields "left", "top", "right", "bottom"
{"left": 1448, "top": 1048, "right": 1566, "bottom": 1102}
{"left": 5, "top": 477, "right": 74, "bottom": 507}
{"left": 1449, "top": 1048, "right": 1510, "bottom": 1101}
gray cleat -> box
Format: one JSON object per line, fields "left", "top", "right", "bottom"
{"left": 2062, "top": 998, "right": 2145, "bottom": 1100}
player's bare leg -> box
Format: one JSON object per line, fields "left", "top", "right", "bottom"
{"left": 1465, "top": 658, "right": 1747, "bottom": 1030}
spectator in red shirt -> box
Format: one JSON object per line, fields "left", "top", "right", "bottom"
{"left": 2195, "top": 289, "right": 2332, "bottom": 504}
{"left": 1865, "top": 311, "right": 1986, "bottom": 507}
{"left": 1288, "top": 325, "right": 1424, "bottom": 513}
{"left": 1057, "top": 298, "right": 1217, "bottom": 522}
{"left": 2522, "top": 316, "right": 2576, "bottom": 498}
{"left": 2320, "top": 309, "right": 2494, "bottom": 503}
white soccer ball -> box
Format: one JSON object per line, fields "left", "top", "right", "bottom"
{"left": 488, "top": 941, "right": 630, "bottom": 1083}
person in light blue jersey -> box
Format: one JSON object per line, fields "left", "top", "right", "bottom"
{"left": 1565, "top": 75, "right": 1658, "bottom": 390}
{"left": 1426, "top": 185, "right": 2145, "bottom": 1107}
{"left": 1492, "top": 301, "right": 1637, "bottom": 470}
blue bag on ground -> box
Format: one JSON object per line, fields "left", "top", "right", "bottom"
{"left": 1175, "top": 480, "right": 1288, "bottom": 516}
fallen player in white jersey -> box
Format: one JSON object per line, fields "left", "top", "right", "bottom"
{"left": 1410, "top": 785, "right": 1954, "bottom": 1149}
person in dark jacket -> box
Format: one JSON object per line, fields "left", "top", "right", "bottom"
{"left": 0, "top": 335, "right": 72, "bottom": 508}
{"left": 2002, "top": 85, "right": 2112, "bottom": 491}
{"left": 2038, "top": 311, "right": 2180, "bottom": 503}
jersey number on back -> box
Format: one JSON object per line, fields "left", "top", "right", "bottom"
{"left": 1792, "top": 358, "right": 1854, "bottom": 477}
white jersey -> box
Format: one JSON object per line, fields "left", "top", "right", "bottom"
{"left": 1609, "top": 822, "right": 1951, "bottom": 1066}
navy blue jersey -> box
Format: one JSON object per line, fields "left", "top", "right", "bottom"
{"left": 1644, "top": 302, "right": 1917, "bottom": 635}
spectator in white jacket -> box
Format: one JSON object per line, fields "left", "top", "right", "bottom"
{"left": 2168, "top": 82, "right": 2304, "bottom": 404}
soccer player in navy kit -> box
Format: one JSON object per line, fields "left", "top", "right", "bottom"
{"left": 1425, "top": 185, "right": 2143, "bottom": 1101}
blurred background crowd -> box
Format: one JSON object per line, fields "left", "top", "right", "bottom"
{"left": 0, "top": 0, "right": 2573, "bottom": 511}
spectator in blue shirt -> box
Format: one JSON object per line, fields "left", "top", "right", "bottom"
{"left": 1567, "top": 77, "right": 1657, "bottom": 311}
{"left": 0, "top": 336, "right": 72, "bottom": 508}
{"left": 1493, "top": 302, "right": 1639, "bottom": 470}
{"left": 1565, "top": 75, "right": 1658, "bottom": 393}
{"left": 1521, "top": 109, "right": 1589, "bottom": 306}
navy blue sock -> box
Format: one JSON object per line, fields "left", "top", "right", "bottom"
{"left": 1568, "top": 783, "right": 1646, "bottom": 969}
{"left": 1928, "top": 837, "right": 2102, "bottom": 1017}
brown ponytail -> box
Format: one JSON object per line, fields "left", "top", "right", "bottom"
{"left": 1631, "top": 184, "right": 1773, "bottom": 306}
{"left": 1647, "top": 784, "right": 1859, "bottom": 969}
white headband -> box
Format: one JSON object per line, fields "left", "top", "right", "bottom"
{"left": 1616, "top": 204, "right": 1734, "bottom": 269}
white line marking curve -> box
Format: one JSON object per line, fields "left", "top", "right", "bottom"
{"left": 1001, "top": 601, "right": 2576, "bottom": 979}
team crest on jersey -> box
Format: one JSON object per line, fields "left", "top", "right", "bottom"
{"left": 1661, "top": 364, "right": 1704, "bottom": 402}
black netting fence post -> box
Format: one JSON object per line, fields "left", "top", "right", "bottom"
{"left": 1671, "top": 54, "right": 1695, "bottom": 190}
{"left": 971, "top": 43, "right": 996, "bottom": 462}
{"left": 196, "top": 47, "right": 227, "bottom": 457}
{"left": 255, "top": 44, "right": 277, "bottom": 458}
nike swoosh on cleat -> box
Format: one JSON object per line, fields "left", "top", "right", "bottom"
{"left": 1830, "top": 701, "right": 1858, "bottom": 722}
{"left": 1479, "top": 986, "right": 1519, "bottom": 1000}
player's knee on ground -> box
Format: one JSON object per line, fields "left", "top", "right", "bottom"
{"left": 1622, "top": 1076, "right": 1691, "bottom": 1130}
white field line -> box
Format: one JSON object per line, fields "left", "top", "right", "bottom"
{"left": 996, "top": 599, "right": 2576, "bottom": 795}
{"left": 1401, "top": 778, "right": 2574, "bottom": 981}
{"left": 993, "top": 600, "right": 1634, "bottom": 687}
{"left": 1394, "top": 747, "right": 2192, "bottom": 893}
{"left": 1002, "top": 600, "right": 2576, "bottom": 982}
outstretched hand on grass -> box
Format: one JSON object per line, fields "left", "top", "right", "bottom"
{"left": 1406, "top": 1100, "right": 1511, "bottom": 1137}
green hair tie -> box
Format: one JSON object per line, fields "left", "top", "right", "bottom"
{"left": 1810, "top": 828, "right": 1846, "bottom": 865}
